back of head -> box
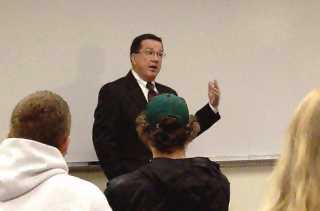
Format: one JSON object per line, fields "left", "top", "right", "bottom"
{"left": 136, "top": 94, "right": 200, "bottom": 154}
{"left": 8, "top": 90, "right": 71, "bottom": 149}
{"left": 262, "top": 89, "right": 320, "bottom": 211}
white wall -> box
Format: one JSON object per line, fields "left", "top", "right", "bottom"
{"left": 2, "top": 0, "right": 320, "bottom": 163}
{"left": 71, "top": 163, "right": 273, "bottom": 211}
{"left": 222, "top": 164, "right": 272, "bottom": 211}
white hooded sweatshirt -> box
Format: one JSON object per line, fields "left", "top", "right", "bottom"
{"left": 0, "top": 138, "right": 111, "bottom": 211}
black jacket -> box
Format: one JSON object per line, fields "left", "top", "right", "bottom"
{"left": 105, "top": 157, "right": 230, "bottom": 211}
{"left": 92, "top": 71, "right": 221, "bottom": 179}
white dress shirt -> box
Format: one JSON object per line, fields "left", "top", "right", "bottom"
{"left": 131, "top": 70, "right": 158, "bottom": 102}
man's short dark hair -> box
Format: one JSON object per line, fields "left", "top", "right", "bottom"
{"left": 130, "top": 34, "right": 162, "bottom": 55}
{"left": 8, "top": 90, "right": 71, "bottom": 149}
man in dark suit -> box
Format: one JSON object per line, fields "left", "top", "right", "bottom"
{"left": 92, "top": 34, "right": 221, "bottom": 180}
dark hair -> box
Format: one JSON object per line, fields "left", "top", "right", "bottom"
{"left": 130, "top": 33, "right": 162, "bottom": 55}
{"left": 8, "top": 90, "right": 71, "bottom": 149}
{"left": 136, "top": 114, "right": 200, "bottom": 154}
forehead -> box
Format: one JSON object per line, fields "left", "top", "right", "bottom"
{"left": 140, "top": 39, "right": 163, "bottom": 50}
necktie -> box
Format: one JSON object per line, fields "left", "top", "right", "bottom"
{"left": 146, "top": 82, "right": 157, "bottom": 102}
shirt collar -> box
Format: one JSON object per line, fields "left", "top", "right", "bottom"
{"left": 131, "top": 69, "right": 155, "bottom": 88}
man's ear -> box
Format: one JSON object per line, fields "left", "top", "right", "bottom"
{"left": 57, "top": 136, "right": 70, "bottom": 156}
{"left": 131, "top": 54, "right": 136, "bottom": 65}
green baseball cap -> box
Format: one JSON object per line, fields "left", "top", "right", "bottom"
{"left": 146, "top": 94, "right": 189, "bottom": 126}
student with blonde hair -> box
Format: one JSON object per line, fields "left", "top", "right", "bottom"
{"left": 262, "top": 89, "right": 320, "bottom": 211}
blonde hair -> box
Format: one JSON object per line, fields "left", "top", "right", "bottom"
{"left": 8, "top": 90, "right": 71, "bottom": 149}
{"left": 262, "top": 89, "right": 320, "bottom": 211}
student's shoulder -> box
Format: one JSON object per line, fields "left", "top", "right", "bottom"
{"left": 105, "top": 170, "right": 155, "bottom": 210}
{"left": 108, "top": 170, "right": 145, "bottom": 191}
{"left": 106, "top": 169, "right": 155, "bottom": 201}
{"left": 46, "top": 174, "right": 111, "bottom": 210}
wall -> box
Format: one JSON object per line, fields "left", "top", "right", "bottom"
{"left": 2, "top": 0, "right": 320, "bottom": 163}
{"left": 70, "top": 162, "right": 274, "bottom": 211}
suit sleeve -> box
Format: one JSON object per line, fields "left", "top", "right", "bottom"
{"left": 92, "top": 85, "right": 126, "bottom": 179}
{"left": 172, "top": 87, "right": 220, "bottom": 137}
{"left": 195, "top": 103, "right": 221, "bottom": 136}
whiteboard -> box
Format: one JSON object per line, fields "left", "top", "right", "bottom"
{"left": 1, "top": 0, "right": 319, "bottom": 163}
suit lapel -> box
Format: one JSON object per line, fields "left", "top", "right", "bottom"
{"left": 155, "top": 82, "right": 176, "bottom": 95}
{"left": 124, "top": 71, "right": 148, "bottom": 110}
{"left": 156, "top": 83, "right": 167, "bottom": 94}
{"left": 124, "top": 71, "right": 175, "bottom": 112}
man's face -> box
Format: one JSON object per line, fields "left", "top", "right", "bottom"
{"left": 131, "top": 39, "right": 164, "bottom": 82}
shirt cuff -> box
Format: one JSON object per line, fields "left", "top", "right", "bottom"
{"left": 209, "top": 103, "right": 219, "bottom": 113}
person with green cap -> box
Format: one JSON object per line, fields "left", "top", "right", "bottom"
{"left": 105, "top": 93, "right": 230, "bottom": 211}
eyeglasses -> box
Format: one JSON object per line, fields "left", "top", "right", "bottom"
{"left": 138, "top": 49, "right": 166, "bottom": 58}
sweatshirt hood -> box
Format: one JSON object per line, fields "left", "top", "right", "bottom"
{"left": 147, "top": 157, "right": 221, "bottom": 184}
{"left": 142, "top": 157, "right": 228, "bottom": 210}
{"left": 0, "top": 138, "right": 68, "bottom": 202}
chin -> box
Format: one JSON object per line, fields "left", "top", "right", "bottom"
{"left": 149, "top": 73, "right": 159, "bottom": 81}
{"left": 146, "top": 76, "right": 156, "bottom": 82}
{"left": 144, "top": 71, "right": 157, "bottom": 80}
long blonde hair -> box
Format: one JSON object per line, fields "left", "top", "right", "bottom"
{"left": 262, "top": 89, "right": 320, "bottom": 211}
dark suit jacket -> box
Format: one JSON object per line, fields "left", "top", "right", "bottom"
{"left": 92, "top": 71, "right": 220, "bottom": 179}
